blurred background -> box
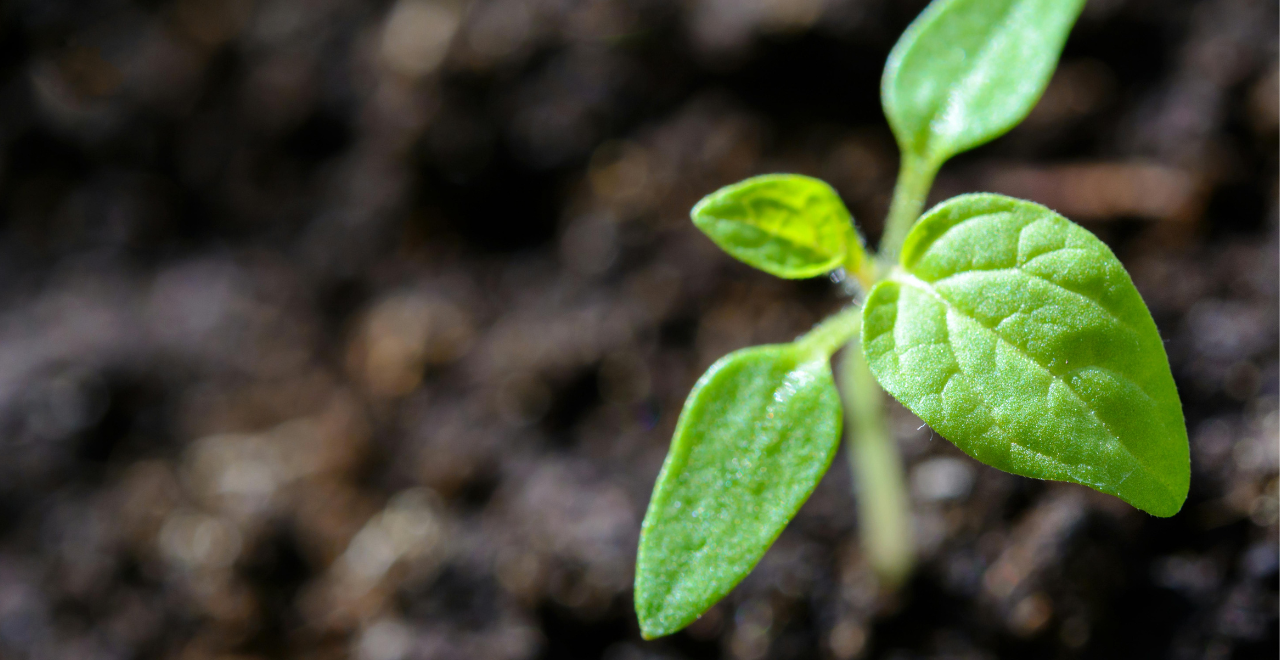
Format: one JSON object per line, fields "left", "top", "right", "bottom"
{"left": 0, "top": 0, "right": 1275, "bottom": 658}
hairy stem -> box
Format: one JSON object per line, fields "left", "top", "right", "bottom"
{"left": 878, "top": 154, "right": 940, "bottom": 264}
{"left": 839, "top": 339, "right": 914, "bottom": 586}
{"left": 797, "top": 305, "right": 863, "bottom": 359}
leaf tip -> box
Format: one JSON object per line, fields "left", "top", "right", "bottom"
{"left": 1119, "top": 446, "right": 1190, "bottom": 518}
{"left": 1134, "top": 497, "right": 1184, "bottom": 519}
{"left": 1146, "top": 503, "right": 1185, "bottom": 519}
{"left": 639, "top": 624, "right": 685, "bottom": 640}
{"left": 688, "top": 197, "right": 714, "bottom": 230}
{"left": 1133, "top": 481, "right": 1189, "bottom": 519}
{"left": 633, "top": 592, "right": 684, "bottom": 640}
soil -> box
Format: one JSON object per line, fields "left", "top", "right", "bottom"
{"left": 0, "top": 0, "right": 1275, "bottom": 658}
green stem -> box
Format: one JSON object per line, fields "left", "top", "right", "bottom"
{"left": 878, "top": 154, "right": 940, "bottom": 265}
{"left": 839, "top": 339, "right": 914, "bottom": 586}
{"left": 796, "top": 305, "right": 862, "bottom": 359}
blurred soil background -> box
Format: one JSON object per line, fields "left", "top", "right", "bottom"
{"left": 0, "top": 0, "right": 1276, "bottom": 658}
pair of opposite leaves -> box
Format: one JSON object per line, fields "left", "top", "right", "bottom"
{"left": 635, "top": 0, "right": 1190, "bottom": 641}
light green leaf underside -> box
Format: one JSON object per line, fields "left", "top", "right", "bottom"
{"left": 882, "top": 0, "right": 1086, "bottom": 165}
{"left": 635, "top": 344, "right": 842, "bottom": 638}
{"left": 691, "top": 174, "right": 862, "bottom": 279}
{"left": 861, "top": 194, "right": 1189, "bottom": 517}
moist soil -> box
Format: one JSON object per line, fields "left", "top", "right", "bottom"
{"left": 0, "top": 0, "right": 1275, "bottom": 658}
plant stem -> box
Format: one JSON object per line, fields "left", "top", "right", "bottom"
{"left": 878, "top": 154, "right": 939, "bottom": 264}
{"left": 797, "top": 305, "right": 863, "bottom": 358}
{"left": 839, "top": 339, "right": 914, "bottom": 586}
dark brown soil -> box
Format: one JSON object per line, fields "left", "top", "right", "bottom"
{"left": 0, "top": 0, "right": 1274, "bottom": 658}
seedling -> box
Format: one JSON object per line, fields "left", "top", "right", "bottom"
{"left": 635, "top": 0, "right": 1190, "bottom": 640}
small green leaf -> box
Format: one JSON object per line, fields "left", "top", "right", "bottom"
{"left": 691, "top": 174, "right": 864, "bottom": 279}
{"left": 635, "top": 343, "right": 842, "bottom": 638}
{"left": 861, "top": 194, "right": 1189, "bottom": 517}
{"left": 883, "top": 0, "right": 1086, "bottom": 166}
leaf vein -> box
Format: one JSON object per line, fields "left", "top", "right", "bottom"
{"left": 929, "top": 266, "right": 1135, "bottom": 337}
{"left": 894, "top": 272, "right": 1177, "bottom": 499}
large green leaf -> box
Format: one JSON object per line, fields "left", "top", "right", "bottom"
{"left": 882, "top": 0, "right": 1086, "bottom": 166}
{"left": 635, "top": 343, "right": 842, "bottom": 638}
{"left": 861, "top": 194, "right": 1189, "bottom": 517}
{"left": 691, "top": 174, "right": 865, "bottom": 279}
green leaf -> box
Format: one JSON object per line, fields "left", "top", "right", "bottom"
{"left": 861, "top": 194, "right": 1189, "bottom": 517}
{"left": 882, "top": 0, "right": 1086, "bottom": 166}
{"left": 691, "top": 174, "right": 864, "bottom": 279}
{"left": 635, "top": 343, "right": 843, "bottom": 638}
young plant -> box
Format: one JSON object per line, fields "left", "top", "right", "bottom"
{"left": 634, "top": 0, "right": 1190, "bottom": 640}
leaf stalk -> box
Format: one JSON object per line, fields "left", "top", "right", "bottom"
{"left": 878, "top": 154, "right": 939, "bottom": 264}
{"left": 797, "top": 305, "right": 863, "bottom": 359}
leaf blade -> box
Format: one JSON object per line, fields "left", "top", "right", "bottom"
{"left": 691, "top": 174, "right": 862, "bottom": 279}
{"left": 861, "top": 194, "right": 1189, "bottom": 516}
{"left": 635, "top": 344, "right": 842, "bottom": 638}
{"left": 882, "top": 0, "right": 1086, "bottom": 165}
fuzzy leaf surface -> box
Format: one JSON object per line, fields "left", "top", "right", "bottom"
{"left": 882, "top": 0, "right": 1085, "bottom": 165}
{"left": 635, "top": 344, "right": 842, "bottom": 638}
{"left": 691, "top": 174, "right": 863, "bottom": 279}
{"left": 861, "top": 194, "right": 1189, "bottom": 516}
